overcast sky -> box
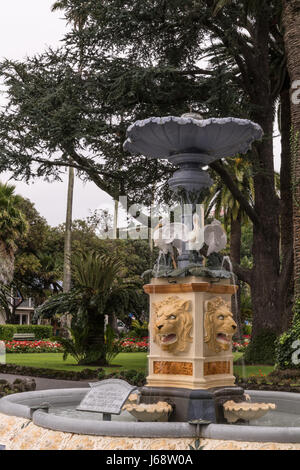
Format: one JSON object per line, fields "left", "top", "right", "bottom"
{"left": 0, "top": 1, "right": 281, "bottom": 227}
{"left": 0, "top": 0, "right": 113, "bottom": 227}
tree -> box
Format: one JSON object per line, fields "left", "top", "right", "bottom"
{"left": 12, "top": 198, "right": 62, "bottom": 309}
{"left": 35, "top": 251, "right": 140, "bottom": 365}
{"left": 282, "top": 0, "right": 300, "bottom": 297}
{"left": 0, "top": 0, "right": 294, "bottom": 358}
{"left": 205, "top": 157, "right": 254, "bottom": 335}
{"left": 52, "top": 0, "right": 90, "bottom": 294}
{"left": 0, "top": 183, "right": 28, "bottom": 284}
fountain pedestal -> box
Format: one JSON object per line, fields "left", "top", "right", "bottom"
{"left": 142, "top": 276, "right": 244, "bottom": 422}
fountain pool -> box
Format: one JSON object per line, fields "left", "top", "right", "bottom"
{"left": 1, "top": 388, "right": 300, "bottom": 450}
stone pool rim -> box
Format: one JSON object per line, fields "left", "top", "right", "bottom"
{"left": 1, "top": 388, "right": 300, "bottom": 443}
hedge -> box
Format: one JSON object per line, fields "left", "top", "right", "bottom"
{"left": 243, "top": 328, "right": 277, "bottom": 365}
{"left": 0, "top": 363, "right": 100, "bottom": 381}
{"left": 275, "top": 298, "right": 300, "bottom": 369}
{"left": 0, "top": 325, "right": 52, "bottom": 341}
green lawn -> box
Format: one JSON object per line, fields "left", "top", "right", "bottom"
{"left": 234, "top": 364, "right": 274, "bottom": 378}
{"left": 5, "top": 352, "right": 148, "bottom": 374}
{"left": 4, "top": 352, "right": 275, "bottom": 378}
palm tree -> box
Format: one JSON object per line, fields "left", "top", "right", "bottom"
{"left": 0, "top": 183, "right": 28, "bottom": 284}
{"left": 51, "top": 1, "right": 88, "bottom": 294}
{"left": 35, "top": 251, "right": 138, "bottom": 366}
{"left": 205, "top": 158, "right": 254, "bottom": 335}
{"left": 282, "top": 0, "right": 300, "bottom": 297}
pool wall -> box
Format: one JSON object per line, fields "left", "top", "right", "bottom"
{"left": 1, "top": 389, "right": 300, "bottom": 450}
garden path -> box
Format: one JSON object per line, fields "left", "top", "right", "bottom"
{"left": 0, "top": 373, "right": 91, "bottom": 390}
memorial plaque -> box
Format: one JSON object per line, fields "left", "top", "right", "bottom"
{"left": 76, "top": 379, "right": 137, "bottom": 415}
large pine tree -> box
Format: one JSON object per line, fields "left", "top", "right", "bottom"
{"left": 0, "top": 0, "right": 295, "bottom": 360}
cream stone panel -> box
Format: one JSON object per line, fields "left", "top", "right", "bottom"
{"left": 1, "top": 414, "right": 300, "bottom": 450}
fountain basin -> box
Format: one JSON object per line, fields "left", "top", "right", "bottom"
{"left": 1, "top": 389, "right": 300, "bottom": 449}
{"left": 123, "top": 401, "right": 173, "bottom": 422}
{"left": 223, "top": 400, "right": 276, "bottom": 424}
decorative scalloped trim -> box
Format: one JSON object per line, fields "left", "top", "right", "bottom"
{"left": 223, "top": 401, "right": 276, "bottom": 412}
{"left": 124, "top": 115, "right": 263, "bottom": 157}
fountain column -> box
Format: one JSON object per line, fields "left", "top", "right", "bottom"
{"left": 124, "top": 113, "right": 263, "bottom": 422}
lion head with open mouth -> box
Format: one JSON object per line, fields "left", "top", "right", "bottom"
{"left": 152, "top": 296, "right": 193, "bottom": 354}
{"left": 204, "top": 297, "right": 237, "bottom": 353}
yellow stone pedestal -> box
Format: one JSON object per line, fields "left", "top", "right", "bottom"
{"left": 143, "top": 276, "right": 238, "bottom": 391}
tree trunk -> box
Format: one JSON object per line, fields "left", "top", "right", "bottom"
{"left": 81, "top": 306, "right": 107, "bottom": 366}
{"left": 279, "top": 78, "right": 294, "bottom": 330}
{"left": 61, "top": 165, "right": 75, "bottom": 336}
{"left": 250, "top": 108, "right": 283, "bottom": 338}
{"left": 63, "top": 165, "right": 75, "bottom": 293}
{"left": 113, "top": 197, "right": 119, "bottom": 240}
{"left": 108, "top": 312, "right": 119, "bottom": 336}
{"left": 230, "top": 211, "right": 243, "bottom": 338}
{"left": 283, "top": 0, "right": 300, "bottom": 297}
{"left": 0, "top": 242, "right": 14, "bottom": 285}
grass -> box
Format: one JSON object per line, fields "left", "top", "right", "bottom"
{"left": 3, "top": 351, "right": 276, "bottom": 379}
{"left": 233, "top": 352, "right": 274, "bottom": 378}
{"left": 5, "top": 352, "right": 148, "bottom": 374}
{"left": 234, "top": 365, "right": 274, "bottom": 378}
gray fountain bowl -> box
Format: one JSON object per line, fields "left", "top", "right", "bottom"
{"left": 1, "top": 389, "right": 300, "bottom": 443}
{"left": 123, "top": 116, "right": 263, "bottom": 160}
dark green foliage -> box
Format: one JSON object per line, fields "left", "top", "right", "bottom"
{"left": 0, "top": 363, "right": 99, "bottom": 381}
{"left": 0, "top": 324, "right": 52, "bottom": 341}
{"left": 98, "top": 368, "right": 147, "bottom": 387}
{"left": 105, "top": 325, "right": 123, "bottom": 365}
{"left": 235, "top": 368, "right": 300, "bottom": 393}
{"left": 0, "top": 325, "right": 15, "bottom": 341}
{"left": 128, "top": 319, "right": 149, "bottom": 339}
{"left": 35, "top": 251, "right": 142, "bottom": 366}
{"left": 275, "top": 298, "right": 300, "bottom": 369}
{"left": 244, "top": 329, "right": 277, "bottom": 365}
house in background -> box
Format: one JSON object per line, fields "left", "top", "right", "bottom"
{"left": 14, "top": 298, "right": 35, "bottom": 325}
{"left": 0, "top": 297, "right": 35, "bottom": 325}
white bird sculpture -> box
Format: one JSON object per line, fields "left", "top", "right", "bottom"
{"left": 204, "top": 219, "right": 227, "bottom": 256}
{"left": 187, "top": 213, "right": 204, "bottom": 251}
{"left": 153, "top": 214, "right": 205, "bottom": 269}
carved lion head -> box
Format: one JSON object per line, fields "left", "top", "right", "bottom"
{"left": 152, "top": 296, "right": 193, "bottom": 354}
{"left": 204, "top": 297, "right": 237, "bottom": 353}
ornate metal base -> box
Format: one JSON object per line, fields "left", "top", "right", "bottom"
{"left": 140, "top": 386, "right": 245, "bottom": 424}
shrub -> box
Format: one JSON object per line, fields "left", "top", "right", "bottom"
{"left": 275, "top": 298, "right": 300, "bottom": 370}
{"left": 0, "top": 324, "right": 52, "bottom": 341}
{"left": 105, "top": 325, "right": 123, "bottom": 364}
{"left": 243, "top": 323, "right": 252, "bottom": 336}
{"left": 243, "top": 328, "right": 277, "bottom": 365}
{"left": 0, "top": 325, "right": 14, "bottom": 341}
{"left": 128, "top": 319, "right": 149, "bottom": 339}
{"left": 98, "top": 368, "right": 147, "bottom": 387}
{"left": 0, "top": 363, "right": 100, "bottom": 381}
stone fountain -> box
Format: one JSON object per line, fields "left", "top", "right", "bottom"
{"left": 124, "top": 113, "right": 269, "bottom": 423}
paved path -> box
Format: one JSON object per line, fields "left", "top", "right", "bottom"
{"left": 0, "top": 373, "right": 91, "bottom": 391}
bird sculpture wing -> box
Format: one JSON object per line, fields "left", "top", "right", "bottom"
{"left": 204, "top": 220, "right": 227, "bottom": 256}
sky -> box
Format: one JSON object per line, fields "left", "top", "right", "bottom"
{"left": 0, "top": 1, "right": 282, "bottom": 227}
{"left": 0, "top": 0, "right": 113, "bottom": 227}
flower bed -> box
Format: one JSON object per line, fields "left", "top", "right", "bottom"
{"left": 3, "top": 340, "right": 63, "bottom": 354}
{"left": 119, "top": 337, "right": 149, "bottom": 353}
{"left": 233, "top": 335, "right": 250, "bottom": 353}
